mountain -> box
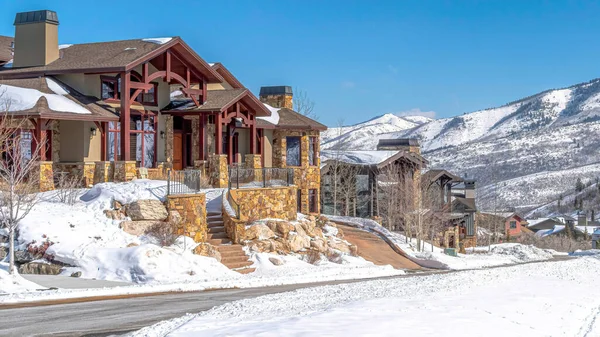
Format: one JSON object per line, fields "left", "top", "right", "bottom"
{"left": 324, "top": 78, "right": 600, "bottom": 215}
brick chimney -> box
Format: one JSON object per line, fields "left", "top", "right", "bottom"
{"left": 259, "top": 86, "right": 293, "bottom": 109}
{"left": 13, "top": 10, "right": 59, "bottom": 68}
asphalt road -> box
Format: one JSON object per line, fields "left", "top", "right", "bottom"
{"left": 0, "top": 257, "right": 574, "bottom": 337}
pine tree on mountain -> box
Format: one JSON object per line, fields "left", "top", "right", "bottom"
{"left": 576, "top": 178, "right": 585, "bottom": 192}
{"left": 591, "top": 209, "right": 595, "bottom": 222}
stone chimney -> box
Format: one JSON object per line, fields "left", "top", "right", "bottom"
{"left": 13, "top": 10, "right": 59, "bottom": 68}
{"left": 376, "top": 138, "right": 421, "bottom": 155}
{"left": 578, "top": 212, "right": 587, "bottom": 227}
{"left": 259, "top": 86, "right": 293, "bottom": 109}
{"left": 464, "top": 180, "right": 476, "bottom": 199}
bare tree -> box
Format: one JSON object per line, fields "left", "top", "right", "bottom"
{"left": 294, "top": 88, "right": 317, "bottom": 121}
{"left": 0, "top": 115, "right": 44, "bottom": 274}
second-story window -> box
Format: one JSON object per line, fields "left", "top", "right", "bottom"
{"left": 101, "top": 76, "right": 119, "bottom": 100}
{"left": 309, "top": 136, "right": 318, "bottom": 166}
{"left": 510, "top": 220, "right": 517, "bottom": 229}
{"left": 286, "top": 136, "right": 301, "bottom": 166}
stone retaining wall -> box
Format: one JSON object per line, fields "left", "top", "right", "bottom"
{"left": 230, "top": 186, "right": 297, "bottom": 222}
{"left": 167, "top": 193, "right": 208, "bottom": 243}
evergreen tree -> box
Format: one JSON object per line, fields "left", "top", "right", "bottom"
{"left": 576, "top": 178, "right": 585, "bottom": 192}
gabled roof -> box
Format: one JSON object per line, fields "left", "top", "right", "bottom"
{"left": 257, "top": 107, "right": 327, "bottom": 131}
{"left": 320, "top": 149, "right": 427, "bottom": 170}
{"left": 210, "top": 62, "right": 244, "bottom": 89}
{"left": 0, "top": 37, "right": 223, "bottom": 83}
{"left": 0, "top": 35, "right": 12, "bottom": 65}
{"left": 0, "top": 76, "right": 118, "bottom": 121}
{"left": 422, "top": 169, "right": 463, "bottom": 185}
{"left": 452, "top": 197, "right": 477, "bottom": 212}
{"left": 162, "top": 88, "right": 271, "bottom": 116}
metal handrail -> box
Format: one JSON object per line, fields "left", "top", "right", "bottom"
{"left": 167, "top": 169, "right": 204, "bottom": 195}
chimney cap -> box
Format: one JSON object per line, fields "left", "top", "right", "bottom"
{"left": 14, "top": 10, "right": 59, "bottom": 26}
{"left": 259, "top": 86, "right": 293, "bottom": 96}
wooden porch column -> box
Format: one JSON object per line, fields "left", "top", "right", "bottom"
{"left": 120, "top": 71, "right": 131, "bottom": 161}
{"left": 199, "top": 114, "right": 206, "bottom": 160}
{"left": 32, "top": 118, "right": 46, "bottom": 161}
{"left": 227, "top": 124, "right": 233, "bottom": 165}
{"left": 250, "top": 116, "right": 257, "bottom": 154}
{"left": 100, "top": 122, "right": 107, "bottom": 161}
{"left": 215, "top": 113, "right": 223, "bottom": 154}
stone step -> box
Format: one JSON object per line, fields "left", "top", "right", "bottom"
{"left": 207, "top": 232, "right": 228, "bottom": 240}
{"left": 207, "top": 212, "right": 222, "bottom": 217}
{"left": 208, "top": 238, "right": 231, "bottom": 245}
{"left": 221, "top": 255, "right": 250, "bottom": 264}
{"left": 216, "top": 244, "right": 244, "bottom": 252}
{"left": 208, "top": 220, "right": 224, "bottom": 226}
{"left": 235, "top": 268, "right": 255, "bottom": 274}
{"left": 223, "top": 260, "right": 254, "bottom": 269}
{"left": 208, "top": 226, "right": 226, "bottom": 234}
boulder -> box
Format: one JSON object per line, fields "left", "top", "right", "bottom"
{"left": 295, "top": 223, "right": 307, "bottom": 237}
{"left": 0, "top": 246, "right": 6, "bottom": 260}
{"left": 313, "top": 227, "right": 324, "bottom": 238}
{"left": 104, "top": 209, "right": 126, "bottom": 220}
{"left": 275, "top": 222, "right": 295, "bottom": 239}
{"left": 71, "top": 271, "right": 82, "bottom": 278}
{"left": 328, "top": 239, "right": 351, "bottom": 254}
{"left": 127, "top": 243, "right": 139, "bottom": 248}
{"left": 336, "top": 228, "right": 345, "bottom": 239}
{"left": 269, "top": 257, "right": 285, "bottom": 266}
{"left": 193, "top": 243, "right": 222, "bottom": 262}
{"left": 247, "top": 240, "right": 273, "bottom": 253}
{"left": 289, "top": 234, "right": 311, "bottom": 252}
{"left": 349, "top": 244, "right": 359, "bottom": 256}
{"left": 307, "top": 215, "right": 316, "bottom": 222}
{"left": 266, "top": 220, "right": 278, "bottom": 232}
{"left": 120, "top": 220, "right": 164, "bottom": 236}
{"left": 113, "top": 200, "right": 123, "bottom": 210}
{"left": 301, "top": 222, "right": 319, "bottom": 237}
{"left": 310, "top": 238, "right": 328, "bottom": 253}
{"left": 272, "top": 237, "right": 292, "bottom": 254}
{"left": 18, "top": 262, "right": 63, "bottom": 275}
{"left": 243, "top": 224, "right": 275, "bottom": 241}
{"left": 126, "top": 200, "right": 168, "bottom": 221}
{"left": 14, "top": 250, "right": 35, "bottom": 263}
{"left": 166, "top": 210, "right": 182, "bottom": 225}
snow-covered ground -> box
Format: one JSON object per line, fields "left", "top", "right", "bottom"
{"left": 130, "top": 255, "right": 600, "bottom": 337}
{"left": 328, "top": 216, "right": 556, "bottom": 270}
{"left": 0, "top": 262, "right": 44, "bottom": 294}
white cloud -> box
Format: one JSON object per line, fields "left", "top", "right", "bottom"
{"left": 394, "top": 108, "right": 436, "bottom": 119}
{"left": 341, "top": 81, "right": 356, "bottom": 89}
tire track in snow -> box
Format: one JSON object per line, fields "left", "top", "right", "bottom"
{"left": 577, "top": 304, "right": 600, "bottom": 337}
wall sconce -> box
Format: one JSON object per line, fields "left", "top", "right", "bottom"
{"left": 90, "top": 127, "right": 97, "bottom": 136}
{"left": 160, "top": 131, "right": 165, "bottom": 139}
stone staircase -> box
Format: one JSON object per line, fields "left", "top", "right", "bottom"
{"left": 207, "top": 211, "right": 255, "bottom": 274}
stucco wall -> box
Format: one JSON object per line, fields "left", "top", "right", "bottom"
{"left": 263, "top": 129, "right": 273, "bottom": 168}
{"left": 59, "top": 120, "right": 84, "bottom": 162}
{"left": 14, "top": 22, "right": 58, "bottom": 67}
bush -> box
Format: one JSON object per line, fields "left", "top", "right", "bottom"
{"left": 54, "top": 173, "right": 82, "bottom": 205}
{"left": 304, "top": 249, "right": 321, "bottom": 265}
{"left": 517, "top": 232, "right": 591, "bottom": 252}
{"left": 145, "top": 222, "right": 178, "bottom": 247}
{"left": 325, "top": 249, "right": 343, "bottom": 264}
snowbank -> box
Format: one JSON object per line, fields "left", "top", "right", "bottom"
{"left": 131, "top": 256, "right": 600, "bottom": 337}
{"left": 0, "top": 263, "right": 44, "bottom": 294}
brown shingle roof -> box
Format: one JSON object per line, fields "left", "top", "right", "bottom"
{"left": 423, "top": 169, "right": 463, "bottom": 185}
{"left": 0, "top": 76, "right": 118, "bottom": 121}
{"left": 163, "top": 88, "right": 247, "bottom": 112}
{"left": 0, "top": 35, "right": 13, "bottom": 64}
{"left": 271, "top": 108, "right": 327, "bottom": 131}
{"left": 0, "top": 37, "right": 223, "bottom": 83}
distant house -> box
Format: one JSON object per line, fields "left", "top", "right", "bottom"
{"left": 478, "top": 212, "right": 527, "bottom": 238}
{"left": 527, "top": 213, "right": 599, "bottom": 239}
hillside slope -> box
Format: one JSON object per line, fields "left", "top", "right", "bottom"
{"left": 324, "top": 78, "right": 600, "bottom": 214}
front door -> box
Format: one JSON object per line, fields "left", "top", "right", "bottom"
{"left": 173, "top": 132, "right": 183, "bottom": 171}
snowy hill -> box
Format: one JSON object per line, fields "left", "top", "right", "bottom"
{"left": 324, "top": 78, "right": 600, "bottom": 214}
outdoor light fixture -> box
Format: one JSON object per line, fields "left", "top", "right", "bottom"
{"left": 160, "top": 131, "right": 165, "bottom": 139}
{"left": 90, "top": 127, "right": 97, "bottom": 136}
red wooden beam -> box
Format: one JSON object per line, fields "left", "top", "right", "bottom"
{"left": 201, "top": 81, "right": 207, "bottom": 105}
{"left": 33, "top": 118, "right": 45, "bottom": 161}
{"left": 227, "top": 124, "right": 233, "bottom": 165}
{"left": 166, "top": 51, "right": 171, "bottom": 83}
{"left": 142, "top": 62, "right": 149, "bottom": 83}
{"left": 250, "top": 116, "right": 256, "bottom": 154}
{"left": 100, "top": 121, "right": 107, "bottom": 161}
{"left": 120, "top": 71, "right": 131, "bottom": 161}
{"left": 129, "top": 82, "right": 154, "bottom": 91}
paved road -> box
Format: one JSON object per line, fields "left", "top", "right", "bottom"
{"left": 22, "top": 275, "right": 131, "bottom": 289}
{"left": 0, "top": 257, "right": 574, "bottom": 337}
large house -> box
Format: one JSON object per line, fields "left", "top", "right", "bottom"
{"left": 0, "top": 10, "right": 325, "bottom": 214}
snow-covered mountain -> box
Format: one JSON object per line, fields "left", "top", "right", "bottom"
{"left": 324, "top": 78, "right": 600, "bottom": 214}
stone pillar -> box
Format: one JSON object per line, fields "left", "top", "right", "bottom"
{"left": 190, "top": 116, "right": 200, "bottom": 163}
{"left": 167, "top": 193, "right": 207, "bottom": 243}
{"left": 51, "top": 121, "right": 60, "bottom": 163}
{"left": 164, "top": 115, "right": 174, "bottom": 168}
{"left": 207, "top": 124, "right": 215, "bottom": 155}
{"left": 37, "top": 161, "right": 54, "bottom": 192}
{"left": 94, "top": 161, "right": 112, "bottom": 184}
{"left": 82, "top": 162, "right": 96, "bottom": 187}
{"left": 114, "top": 161, "right": 137, "bottom": 182}
{"left": 208, "top": 154, "right": 229, "bottom": 188}
{"left": 245, "top": 154, "right": 262, "bottom": 182}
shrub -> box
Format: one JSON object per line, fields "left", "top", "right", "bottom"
{"left": 145, "top": 222, "right": 178, "bottom": 247}
{"left": 304, "top": 249, "right": 321, "bottom": 265}
{"left": 517, "top": 232, "right": 591, "bottom": 252}
{"left": 325, "top": 249, "right": 343, "bottom": 264}
{"left": 54, "top": 173, "right": 82, "bottom": 205}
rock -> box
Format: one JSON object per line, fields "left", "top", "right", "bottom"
{"left": 14, "top": 250, "right": 35, "bottom": 263}
{"left": 166, "top": 210, "right": 182, "bottom": 225}
{"left": 18, "top": 262, "right": 63, "bottom": 275}
{"left": 243, "top": 224, "right": 275, "bottom": 241}
{"left": 126, "top": 200, "right": 168, "bottom": 221}
{"left": 266, "top": 220, "right": 278, "bottom": 232}
{"left": 247, "top": 240, "right": 273, "bottom": 253}
{"left": 70, "top": 271, "right": 82, "bottom": 278}
{"left": 0, "top": 235, "right": 7, "bottom": 244}
{"left": 326, "top": 221, "right": 337, "bottom": 228}
{"left": 127, "top": 243, "right": 139, "bottom": 248}
{"left": 272, "top": 237, "right": 292, "bottom": 254}
{"left": 328, "top": 239, "right": 351, "bottom": 254}
{"left": 113, "top": 200, "right": 123, "bottom": 210}
{"left": 336, "top": 228, "right": 345, "bottom": 239}
{"left": 269, "top": 257, "right": 285, "bottom": 266}
{"left": 289, "top": 234, "right": 311, "bottom": 252}
{"left": 301, "top": 222, "right": 318, "bottom": 237}
{"left": 307, "top": 215, "right": 316, "bottom": 222}
{"left": 275, "top": 222, "right": 295, "bottom": 239}
{"left": 120, "top": 220, "right": 164, "bottom": 236}
{"left": 349, "top": 244, "right": 359, "bottom": 256}
{"left": 310, "top": 238, "right": 328, "bottom": 253}
{"left": 295, "top": 223, "right": 307, "bottom": 237}
{"left": 0, "top": 246, "right": 6, "bottom": 260}
{"left": 193, "top": 243, "right": 222, "bottom": 262}
{"left": 313, "top": 227, "right": 324, "bottom": 238}
{"left": 104, "top": 209, "right": 126, "bottom": 220}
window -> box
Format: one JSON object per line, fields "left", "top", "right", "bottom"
{"left": 286, "top": 136, "right": 301, "bottom": 166}
{"left": 510, "top": 221, "right": 517, "bottom": 229}
{"left": 309, "top": 189, "right": 318, "bottom": 213}
{"left": 309, "top": 136, "right": 318, "bottom": 166}
{"left": 135, "top": 83, "right": 158, "bottom": 106}
{"left": 101, "top": 76, "right": 119, "bottom": 100}
{"left": 107, "top": 122, "right": 121, "bottom": 161}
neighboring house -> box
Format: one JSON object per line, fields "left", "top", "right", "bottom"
{"left": 478, "top": 212, "right": 527, "bottom": 238}
{"left": 320, "top": 139, "right": 427, "bottom": 222}
{"left": 0, "top": 10, "right": 325, "bottom": 213}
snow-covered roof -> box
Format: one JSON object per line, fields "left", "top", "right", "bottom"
{"left": 1, "top": 77, "right": 90, "bottom": 114}
{"left": 321, "top": 150, "right": 400, "bottom": 166}
{"left": 257, "top": 103, "right": 280, "bottom": 125}
{"left": 141, "top": 37, "right": 173, "bottom": 45}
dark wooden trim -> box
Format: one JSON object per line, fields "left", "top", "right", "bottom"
{"left": 120, "top": 71, "right": 131, "bottom": 161}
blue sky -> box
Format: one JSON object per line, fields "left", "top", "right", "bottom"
{"left": 1, "top": 0, "right": 600, "bottom": 126}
